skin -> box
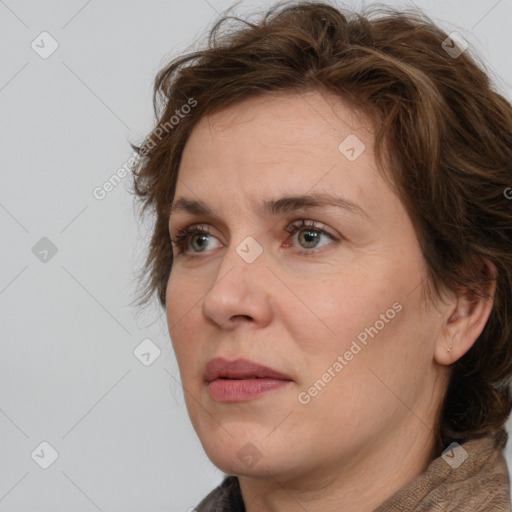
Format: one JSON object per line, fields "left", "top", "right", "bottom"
{"left": 165, "top": 89, "right": 495, "bottom": 512}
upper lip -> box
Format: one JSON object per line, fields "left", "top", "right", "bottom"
{"left": 204, "top": 357, "right": 293, "bottom": 383}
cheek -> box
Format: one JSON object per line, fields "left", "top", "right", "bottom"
{"left": 292, "top": 272, "right": 390, "bottom": 342}
{"left": 165, "top": 273, "right": 203, "bottom": 373}
{"left": 292, "top": 268, "right": 419, "bottom": 380}
{"left": 166, "top": 268, "right": 203, "bottom": 326}
{"left": 293, "top": 299, "right": 425, "bottom": 438}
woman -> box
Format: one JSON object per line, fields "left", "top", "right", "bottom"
{"left": 130, "top": 1, "right": 512, "bottom": 510}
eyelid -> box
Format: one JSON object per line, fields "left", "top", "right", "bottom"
{"left": 170, "top": 223, "right": 217, "bottom": 247}
{"left": 285, "top": 219, "right": 338, "bottom": 240}
{"left": 171, "top": 219, "right": 339, "bottom": 255}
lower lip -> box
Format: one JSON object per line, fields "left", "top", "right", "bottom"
{"left": 207, "top": 378, "right": 292, "bottom": 402}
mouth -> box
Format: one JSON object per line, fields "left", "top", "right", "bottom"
{"left": 218, "top": 376, "right": 268, "bottom": 380}
{"left": 204, "top": 357, "right": 293, "bottom": 402}
{"left": 206, "top": 377, "right": 292, "bottom": 402}
{"left": 204, "top": 357, "right": 293, "bottom": 383}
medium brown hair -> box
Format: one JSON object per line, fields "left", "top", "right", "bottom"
{"left": 130, "top": 0, "right": 512, "bottom": 456}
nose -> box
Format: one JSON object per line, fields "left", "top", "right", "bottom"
{"left": 201, "top": 239, "right": 273, "bottom": 330}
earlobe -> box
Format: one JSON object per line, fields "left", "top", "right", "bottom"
{"left": 434, "top": 315, "right": 459, "bottom": 366}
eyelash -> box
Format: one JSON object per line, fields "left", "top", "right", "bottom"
{"left": 170, "top": 219, "right": 337, "bottom": 256}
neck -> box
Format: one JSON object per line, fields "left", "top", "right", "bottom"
{"left": 238, "top": 418, "right": 437, "bottom": 512}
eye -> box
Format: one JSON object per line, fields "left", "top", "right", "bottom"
{"left": 170, "top": 224, "right": 221, "bottom": 255}
{"left": 170, "top": 219, "right": 338, "bottom": 256}
{"left": 283, "top": 219, "right": 337, "bottom": 252}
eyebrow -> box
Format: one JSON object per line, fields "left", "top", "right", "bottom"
{"left": 169, "top": 192, "right": 369, "bottom": 220}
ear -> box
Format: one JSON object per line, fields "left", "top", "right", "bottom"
{"left": 434, "top": 260, "right": 497, "bottom": 366}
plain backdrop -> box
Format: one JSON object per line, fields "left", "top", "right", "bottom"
{"left": 1, "top": 0, "right": 511, "bottom": 510}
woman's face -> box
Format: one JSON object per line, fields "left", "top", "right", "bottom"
{"left": 166, "top": 90, "right": 450, "bottom": 480}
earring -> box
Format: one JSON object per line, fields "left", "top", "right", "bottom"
{"left": 447, "top": 343, "right": 453, "bottom": 353}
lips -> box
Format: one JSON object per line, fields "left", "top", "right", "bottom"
{"left": 204, "top": 357, "right": 292, "bottom": 383}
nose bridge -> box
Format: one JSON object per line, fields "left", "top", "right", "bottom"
{"left": 215, "top": 232, "right": 266, "bottom": 286}
{"left": 200, "top": 230, "right": 271, "bottom": 327}
{"left": 213, "top": 204, "right": 266, "bottom": 270}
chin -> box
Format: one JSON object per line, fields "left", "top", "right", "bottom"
{"left": 199, "top": 431, "right": 302, "bottom": 478}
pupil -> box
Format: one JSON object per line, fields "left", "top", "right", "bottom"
{"left": 192, "top": 235, "right": 208, "bottom": 251}
{"left": 300, "top": 230, "right": 319, "bottom": 248}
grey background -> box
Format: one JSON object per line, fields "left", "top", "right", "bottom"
{"left": 1, "top": 0, "right": 511, "bottom": 510}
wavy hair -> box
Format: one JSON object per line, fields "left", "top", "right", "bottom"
{"left": 130, "top": 0, "right": 512, "bottom": 456}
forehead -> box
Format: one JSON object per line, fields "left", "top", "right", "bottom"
{"left": 185, "top": 89, "right": 374, "bottom": 152}
{"left": 174, "top": 90, "right": 385, "bottom": 213}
